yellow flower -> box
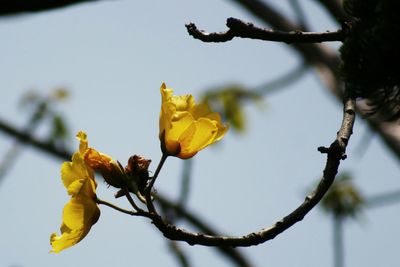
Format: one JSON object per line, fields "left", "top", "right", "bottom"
{"left": 159, "top": 83, "right": 228, "bottom": 159}
{"left": 50, "top": 131, "right": 100, "bottom": 253}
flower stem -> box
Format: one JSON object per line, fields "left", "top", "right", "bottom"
{"left": 147, "top": 153, "right": 168, "bottom": 192}
{"left": 96, "top": 198, "right": 135, "bottom": 215}
{"left": 123, "top": 187, "right": 146, "bottom": 213}
{"left": 145, "top": 153, "right": 168, "bottom": 213}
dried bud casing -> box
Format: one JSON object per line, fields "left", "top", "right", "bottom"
{"left": 125, "top": 155, "right": 151, "bottom": 194}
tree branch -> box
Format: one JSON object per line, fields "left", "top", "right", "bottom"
{"left": 146, "top": 96, "right": 356, "bottom": 247}
{"left": 156, "top": 194, "right": 254, "bottom": 267}
{"left": 186, "top": 17, "right": 345, "bottom": 44}
{"left": 225, "top": 0, "right": 400, "bottom": 161}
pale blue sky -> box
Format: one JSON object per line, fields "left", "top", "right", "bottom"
{"left": 0, "top": 1, "right": 399, "bottom": 267}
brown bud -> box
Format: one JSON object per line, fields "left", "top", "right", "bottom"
{"left": 125, "top": 155, "right": 151, "bottom": 194}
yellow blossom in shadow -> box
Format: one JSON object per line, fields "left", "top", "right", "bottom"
{"left": 50, "top": 131, "right": 100, "bottom": 253}
{"left": 159, "top": 83, "right": 228, "bottom": 159}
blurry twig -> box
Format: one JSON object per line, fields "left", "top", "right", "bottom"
{"left": 288, "top": 0, "right": 308, "bottom": 29}
{"left": 165, "top": 160, "right": 194, "bottom": 267}
{"left": 254, "top": 62, "right": 309, "bottom": 95}
{"left": 168, "top": 241, "right": 191, "bottom": 267}
{"left": 0, "top": 0, "right": 97, "bottom": 16}
{"left": 0, "top": 117, "right": 70, "bottom": 160}
{"left": 179, "top": 159, "right": 193, "bottom": 207}
{"left": 0, "top": 90, "right": 69, "bottom": 185}
{"left": 312, "top": 0, "right": 349, "bottom": 22}
{"left": 0, "top": 102, "right": 46, "bottom": 183}
{"left": 366, "top": 189, "right": 400, "bottom": 208}
{"left": 354, "top": 128, "right": 374, "bottom": 157}
{"left": 333, "top": 214, "right": 344, "bottom": 267}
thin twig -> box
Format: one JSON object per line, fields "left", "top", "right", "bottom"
{"left": 96, "top": 198, "right": 136, "bottom": 216}
{"left": 186, "top": 17, "right": 345, "bottom": 44}
{"left": 121, "top": 187, "right": 146, "bottom": 213}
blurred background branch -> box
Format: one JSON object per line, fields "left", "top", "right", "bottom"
{"left": 0, "top": 0, "right": 97, "bottom": 16}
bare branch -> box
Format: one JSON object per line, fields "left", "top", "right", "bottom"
{"left": 186, "top": 18, "right": 344, "bottom": 44}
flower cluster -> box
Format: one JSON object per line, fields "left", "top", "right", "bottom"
{"left": 50, "top": 83, "right": 228, "bottom": 252}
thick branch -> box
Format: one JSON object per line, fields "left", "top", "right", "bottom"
{"left": 156, "top": 194, "right": 254, "bottom": 267}
{"left": 147, "top": 97, "right": 356, "bottom": 247}
{"left": 186, "top": 17, "right": 345, "bottom": 44}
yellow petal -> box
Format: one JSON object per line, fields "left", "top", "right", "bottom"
{"left": 50, "top": 228, "right": 84, "bottom": 253}
{"left": 76, "top": 131, "right": 88, "bottom": 154}
{"left": 191, "top": 103, "right": 213, "bottom": 119}
{"left": 164, "top": 111, "right": 194, "bottom": 153}
{"left": 50, "top": 196, "right": 100, "bottom": 253}
{"left": 66, "top": 179, "right": 85, "bottom": 197}
{"left": 63, "top": 196, "right": 99, "bottom": 230}
{"left": 61, "top": 155, "right": 94, "bottom": 193}
{"left": 171, "top": 94, "right": 195, "bottom": 112}
{"left": 178, "top": 118, "right": 218, "bottom": 158}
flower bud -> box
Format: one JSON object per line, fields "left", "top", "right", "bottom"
{"left": 84, "top": 148, "right": 125, "bottom": 188}
{"left": 125, "top": 155, "right": 151, "bottom": 194}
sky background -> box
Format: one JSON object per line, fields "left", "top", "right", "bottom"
{"left": 0, "top": 1, "right": 399, "bottom": 267}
